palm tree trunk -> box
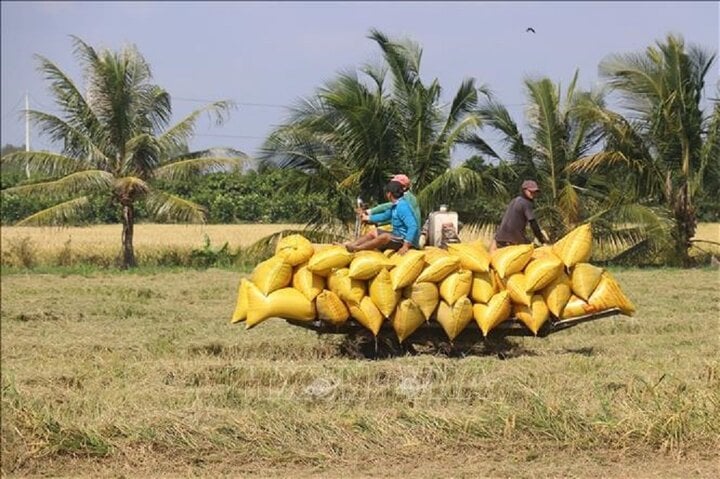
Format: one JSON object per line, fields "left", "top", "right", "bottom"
{"left": 121, "top": 203, "right": 136, "bottom": 268}
{"left": 672, "top": 183, "right": 696, "bottom": 267}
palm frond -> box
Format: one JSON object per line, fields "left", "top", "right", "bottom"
{"left": 2, "top": 170, "right": 114, "bottom": 199}
{"left": 15, "top": 196, "right": 91, "bottom": 226}
{"left": 154, "top": 156, "right": 246, "bottom": 181}
{"left": 145, "top": 190, "right": 207, "bottom": 223}
{"left": 157, "top": 101, "right": 234, "bottom": 154}
{"left": 415, "top": 167, "right": 485, "bottom": 213}
{"left": 27, "top": 110, "right": 110, "bottom": 165}
{"left": 1, "top": 151, "right": 92, "bottom": 178}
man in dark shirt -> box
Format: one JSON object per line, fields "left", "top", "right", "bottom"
{"left": 491, "top": 179, "right": 550, "bottom": 252}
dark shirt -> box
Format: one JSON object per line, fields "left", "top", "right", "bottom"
{"left": 495, "top": 195, "right": 536, "bottom": 244}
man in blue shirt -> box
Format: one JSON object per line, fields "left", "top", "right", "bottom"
{"left": 344, "top": 181, "right": 420, "bottom": 255}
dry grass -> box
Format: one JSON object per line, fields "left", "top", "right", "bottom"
{"left": 1, "top": 267, "right": 719, "bottom": 477}
{"left": 1, "top": 223, "right": 718, "bottom": 269}
{"left": 0, "top": 224, "right": 303, "bottom": 268}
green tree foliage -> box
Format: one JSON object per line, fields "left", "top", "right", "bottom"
{"left": 570, "top": 34, "right": 718, "bottom": 265}
{"left": 0, "top": 37, "right": 242, "bottom": 267}
{"left": 261, "top": 29, "right": 502, "bottom": 234}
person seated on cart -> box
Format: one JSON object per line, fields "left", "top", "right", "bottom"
{"left": 358, "top": 174, "right": 421, "bottom": 233}
{"left": 344, "top": 180, "right": 420, "bottom": 255}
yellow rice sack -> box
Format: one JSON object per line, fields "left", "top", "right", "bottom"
{"left": 292, "top": 262, "right": 325, "bottom": 301}
{"left": 552, "top": 223, "right": 592, "bottom": 267}
{"left": 506, "top": 272, "right": 531, "bottom": 306}
{"left": 491, "top": 244, "right": 534, "bottom": 278}
{"left": 473, "top": 291, "right": 512, "bottom": 336}
{"left": 307, "top": 246, "right": 353, "bottom": 273}
{"left": 275, "top": 234, "right": 314, "bottom": 266}
{"left": 447, "top": 243, "right": 491, "bottom": 272}
{"left": 470, "top": 271, "right": 496, "bottom": 304}
{"left": 390, "top": 299, "right": 426, "bottom": 342}
{"left": 588, "top": 272, "right": 636, "bottom": 316}
{"left": 390, "top": 250, "right": 426, "bottom": 290}
{"left": 514, "top": 295, "right": 550, "bottom": 335}
{"left": 570, "top": 263, "right": 604, "bottom": 301}
{"left": 230, "top": 278, "right": 250, "bottom": 323}
{"left": 245, "top": 283, "right": 316, "bottom": 329}
{"left": 316, "top": 290, "right": 349, "bottom": 325}
{"left": 416, "top": 255, "right": 460, "bottom": 283}
{"left": 251, "top": 256, "right": 293, "bottom": 295}
{"left": 561, "top": 295, "right": 597, "bottom": 319}
{"left": 542, "top": 271, "right": 572, "bottom": 318}
{"left": 436, "top": 296, "right": 473, "bottom": 341}
{"left": 348, "top": 296, "right": 384, "bottom": 336}
{"left": 327, "top": 268, "right": 365, "bottom": 305}
{"left": 439, "top": 269, "right": 473, "bottom": 305}
{"left": 348, "top": 251, "right": 394, "bottom": 280}
{"left": 402, "top": 282, "right": 439, "bottom": 320}
{"left": 423, "top": 246, "right": 450, "bottom": 264}
{"left": 524, "top": 254, "right": 564, "bottom": 292}
{"left": 531, "top": 245, "right": 554, "bottom": 260}
{"left": 369, "top": 268, "right": 401, "bottom": 317}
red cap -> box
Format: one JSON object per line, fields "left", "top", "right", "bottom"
{"left": 391, "top": 174, "right": 411, "bottom": 188}
{"left": 521, "top": 180, "right": 540, "bottom": 192}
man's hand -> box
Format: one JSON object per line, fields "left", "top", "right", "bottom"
{"left": 396, "top": 242, "right": 411, "bottom": 256}
{"left": 360, "top": 212, "right": 369, "bottom": 223}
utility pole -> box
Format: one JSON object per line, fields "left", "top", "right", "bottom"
{"left": 25, "top": 91, "right": 30, "bottom": 177}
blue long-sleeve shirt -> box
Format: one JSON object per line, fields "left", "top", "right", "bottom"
{"left": 369, "top": 197, "right": 420, "bottom": 248}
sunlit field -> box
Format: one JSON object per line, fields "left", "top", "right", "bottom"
{"left": 1, "top": 268, "right": 718, "bottom": 477}
{"left": 2, "top": 223, "right": 717, "bottom": 269}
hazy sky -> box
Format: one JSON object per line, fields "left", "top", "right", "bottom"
{"left": 2, "top": 1, "right": 718, "bottom": 161}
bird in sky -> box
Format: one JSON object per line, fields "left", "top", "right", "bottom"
{"left": 526, "top": 27, "right": 536, "bottom": 33}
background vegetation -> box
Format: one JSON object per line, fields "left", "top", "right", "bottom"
{"left": 1, "top": 31, "right": 718, "bottom": 268}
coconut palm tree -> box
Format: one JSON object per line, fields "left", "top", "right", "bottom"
{"left": 569, "top": 34, "right": 717, "bottom": 265}
{"left": 260, "top": 29, "right": 498, "bottom": 234}
{"left": 0, "top": 37, "right": 243, "bottom": 268}
{"left": 469, "top": 71, "right": 610, "bottom": 239}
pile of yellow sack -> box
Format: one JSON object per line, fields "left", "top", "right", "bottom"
{"left": 231, "top": 224, "right": 635, "bottom": 341}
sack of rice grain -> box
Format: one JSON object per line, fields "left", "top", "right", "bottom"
{"left": 292, "top": 262, "right": 325, "bottom": 301}
{"left": 473, "top": 290, "right": 512, "bottom": 336}
{"left": 447, "top": 243, "right": 491, "bottom": 272}
{"left": 275, "top": 234, "right": 314, "bottom": 266}
{"left": 514, "top": 295, "right": 550, "bottom": 335}
{"left": 245, "top": 283, "right": 316, "bottom": 328}
{"left": 553, "top": 223, "right": 592, "bottom": 268}
{"left": 491, "top": 244, "right": 534, "bottom": 278}
{"left": 230, "top": 278, "right": 251, "bottom": 323}
{"left": 542, "top": 271, "right": 572, "bottom": 318}
{"left": 416, "top": 255, "right": 460, "bottom": 283}
{"left": 390, "top": 250, "right": 426, "bottom": 290}
{"left": 348, "top": 251, "right": 395, "bottom": 280}
{"left": 307, "top": 246, "right": 353, "bottom": 274}
{"left": 470, "top": 271, "right": 496, "bottom": 304}
{"left": 316, "top": 289, "right": 350, "bottom": 325}
{"left": 402, "top": 281, "right": 440, "bottom": 320}
{"left": 369, "top": 268, "right": 401, "bottom": 317}
{"left": 348, "top": 296, "right": 385, "bottom": 336}
{"left": 252, "top": 256, "right": 293, "bottom": 295}
{"left": 506, "top": 272, "right": 532, "bottom": 307}
{"left": 436, "top": 296, "right": 473, "bottom": 340}
{"left": 524, "top": 253, "right": 564, "bottom": 292}
{"left": 439, "top": 269, "right": 473, "bottom": 305}
{"left": 588, "top": 271, "right": 636, "bottom": 316}
{"left": 390, "top": 299, "right": 426, "bottom": 342}
{"left": 570, "top": 263, "right": 604, "bottom": 301}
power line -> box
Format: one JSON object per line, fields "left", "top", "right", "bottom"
{"left": 194, "top": 133, "right": 267, "bottom": 139}
{"left": 173, "top": 96, "right": 287, "bottom": 109}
